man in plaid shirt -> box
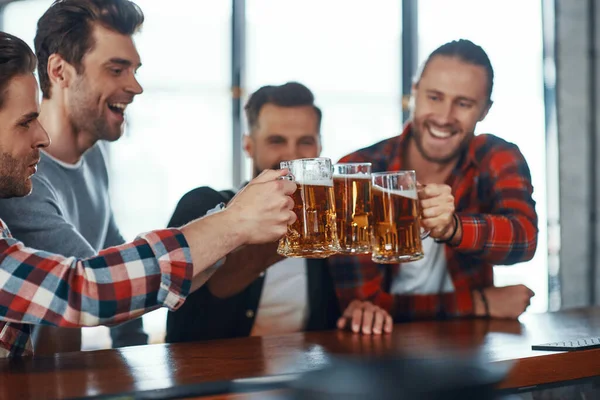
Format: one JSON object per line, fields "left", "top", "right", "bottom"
{"left": 0, "top": 31, "right": 297, "bottom": 357}
{"left": 333, "top": 39, "right": 538, "bottom": 331}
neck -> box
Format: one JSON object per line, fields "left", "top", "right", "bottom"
{"left": 39, "top": 99, "right": 97, "bottom": 165}
{"left": 404, "top": 137, "right": 458, "bottom": 185}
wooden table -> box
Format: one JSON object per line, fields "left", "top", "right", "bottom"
{"left": 2, "top": 307, "right": 600, "bottom": 399}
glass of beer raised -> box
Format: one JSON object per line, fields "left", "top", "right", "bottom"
{"left": 277, "top": 157, "right": 341, "bottom": 258}
{"left": 371, "top": 171, "right": 429, "bottom": 263}
{"left": 333, "top": 163, "right": 372, "bottom": 254}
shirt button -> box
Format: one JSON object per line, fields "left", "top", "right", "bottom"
{"left": 246, "top": 310, "right": 255, "bottom": 318}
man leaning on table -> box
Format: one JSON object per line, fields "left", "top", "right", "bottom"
{"left": 166, "top": 82, "right": 394, "bottom": 342}
{"left": 329, "top": 39, "right": 538, "bottom": 324}
{"left": 0, "top": 30, "right": 296, "bottom": 357}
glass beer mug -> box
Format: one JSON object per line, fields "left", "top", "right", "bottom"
{"left": 370, "top": 171, "right": 429, "bottom": 263}
{"left": 333, "top": 163, "right": 373, "bottom": 254}
{"left": 277, "top": 157, "right": 341, "bottom": 258}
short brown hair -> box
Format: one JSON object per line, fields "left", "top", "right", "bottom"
{"left": 244, "top": 82, "right": 322, "bottom": 134}
{"left": 0, "top": 32, "right": 37, "bottom": 109}
{"left": 35, "top": 0, "right": 144, "bottom": 99}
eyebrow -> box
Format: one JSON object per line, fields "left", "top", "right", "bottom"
{"left": 106, "top": 58, "right": 142, "bottom": 70}
{"left": 17, "top": 112, "right": 39, "bottom": 125}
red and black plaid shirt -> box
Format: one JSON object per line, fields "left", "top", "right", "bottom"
{"left": 328, "top": 124, "right": 538, "bottom": 321}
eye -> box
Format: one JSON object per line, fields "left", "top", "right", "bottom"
{"left": 299, "top": 138, "right": 316, "bottom": 146}
{"left": 268, "top": 137, "right": 285, "bottom": 144}
{"left": 110, "top": 68, "right": 123, "bottom": 76}
{"left": 458, "top": 101, "right": 473, "bottom": 109}
{"left": 427, "top": 94, "right": 440, "bottom": 101}
{"left": 18, "top": 120, "right": 33, "bottom": 129}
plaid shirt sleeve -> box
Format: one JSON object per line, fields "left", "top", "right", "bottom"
{"left": 455, "top": 142, "right": 538, "bottom": 264}
{"left": 0, "top": 220, "right": 193, "bottom": 357}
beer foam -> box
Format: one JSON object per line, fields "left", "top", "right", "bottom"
{"left": 295, "top": 178, "right": 334, "bottom": 187}
{"left": 373, "top": 186, "right": 418, "bottom": 199}
{"left": 333, "top": 174, "right": 371, "bottom": 180}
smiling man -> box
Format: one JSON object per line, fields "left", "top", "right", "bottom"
{"left": 328, "top": 39, "right": 538, "bottom": 322}
{"left": 0, "top": 0, "right": 149, "bottom": 353}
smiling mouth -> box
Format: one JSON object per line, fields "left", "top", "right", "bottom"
{"left": 108, "top": 102, "right": 128, "bottom": 115}
{"left": 428, "top": 126, "right": 455, "bottom": 139}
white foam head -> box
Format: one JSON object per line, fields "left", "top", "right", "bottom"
{"left": 333, "top": 173, "right": 371, "bottom": 180}
{"left": 296, "top": 178, "right": 333, "bottom": 187}
{"left": 373, "top": 186, "right": 417, "bottom": 199}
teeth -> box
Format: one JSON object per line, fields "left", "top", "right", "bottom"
{"left": 429, "top": 127, "right": 452, "bottom": 139}
{"left": 109, "top": 103, "right": 127, "bottom": 111}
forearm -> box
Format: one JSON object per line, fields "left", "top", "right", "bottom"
{"left": 206, "top": 243, "right": 282, "bottom": 298}
{"left": 454, "top": 212, "right": 538, "bottom": 265}
{"left": 180, "top": 209, "right": 247, "bottom": 279}
{"left": 0, "top": 229, "right": 192, "bottom": 328}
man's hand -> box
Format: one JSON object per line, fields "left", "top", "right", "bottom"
{"left": 337, "top": 300, "right": 393, "bottom": 335}
{"left": 474, "top": 285, "right": 535, "bottom": 319}
{"left": 225, "top": 169, "right": 297, "bottom": 245}
{"left": 418, "top": 183, "right": 456, "bottom": 241}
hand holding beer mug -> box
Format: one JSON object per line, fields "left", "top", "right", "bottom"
{"left": 277, "top": 158, "right": 341, "bottom": 258}
{"left": 333, "top": 163, "right": 373, "bottom": 254}
{"left": 371, "top": 171, "right": 429, "bottom": 263}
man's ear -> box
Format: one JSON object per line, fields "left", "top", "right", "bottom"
{"left": 479, "top": 101, "right": 493, "bottom": 122}
{"left": 46, "top": 53, "right": 77, "bottom": 93}
{"left": 243, "top": 133, "right": 254, "bottom": 158}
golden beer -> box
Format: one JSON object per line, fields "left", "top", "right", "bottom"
{"left": 333, "top": 174, "right": 372, "bottom": 254}
{"left": 278, "top": 157, "right": 340, "bottom": 258}
{"left": 278, "top": 181, "right": 339, "bottom": 258}
{"left": 371, "top": 171, "right": 426, "bottom": 263}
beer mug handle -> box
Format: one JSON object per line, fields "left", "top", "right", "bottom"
{"left": 279, "top": 172, "right": 295, "bottom": 181}
{"left": 416, "top": 183, "right": 430, "bottom": 240}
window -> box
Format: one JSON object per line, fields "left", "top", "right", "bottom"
{"left": 245, "top": 0, "right": 402, "bottom": 179}
{"left": 108, "top": 0, "right": 232, "bottom": 345}
{"left": 418, "top": 0, "right": 549, "bottom": 312}
{"left": 110, "top": 0, "right": 232, "bottom": 240}
{"left": 3, "top": 0, "right": 53, "bottom": 51}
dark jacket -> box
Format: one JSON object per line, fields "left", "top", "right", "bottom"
{"left": 165, "top": 186, "right": 340, "bottom": 343}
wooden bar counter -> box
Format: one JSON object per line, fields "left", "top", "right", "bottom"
{"left": 1, "top": 307, "right": 600, "bottom": 399}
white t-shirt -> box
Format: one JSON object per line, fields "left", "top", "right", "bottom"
{"left": 390, "top": 236, "right": 455, "bottom": 294}
{"left": 250, "top": 257, "right": 308, "bottom": 336}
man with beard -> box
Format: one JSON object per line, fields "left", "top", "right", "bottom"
{"left": 329, "top": 39, "right": 538, "bottom": 322}
{"left": 166, "top": 82, "right": 394, "bottom": 342}
{"left": 0, "top": 30, "right": 297, "bottom": 358}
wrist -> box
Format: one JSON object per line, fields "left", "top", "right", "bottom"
{"left": 435, "top": 213, "right": 460, "bottom": 244}
{"left": 471, "top": 289, "right": 488, "bottom": 317}
{"left": 216, "top": 207, "right": 248, "bottom": 249}
{"left": 449, "top": 214, "right": 463, "bottom": 246}
{"left": 473, "top": 288, "right": 490, "bottom": 318}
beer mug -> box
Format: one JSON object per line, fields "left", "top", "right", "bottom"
{"left": 370, "top": 171, "right": 429, "bottom": 263}
{"left": 277, "top": 157, "right": 341, "bottom": 258}
{"left": 333, "top": 163, "right": 373, "bottom": 254}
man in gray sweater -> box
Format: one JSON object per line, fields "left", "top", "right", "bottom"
{"left": 0, "top": 0, "right": 150, "bottom": 353}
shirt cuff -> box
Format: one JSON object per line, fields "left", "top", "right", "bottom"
{"left": 206, "top": 202, "right": 226, "bottom": 216}
{"left": 138, "top": 228, "right": 194, "bottom": 311}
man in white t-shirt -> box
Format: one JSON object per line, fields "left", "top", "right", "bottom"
{"left": 166, "top": 82, "right": 393, "bottom": 342}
